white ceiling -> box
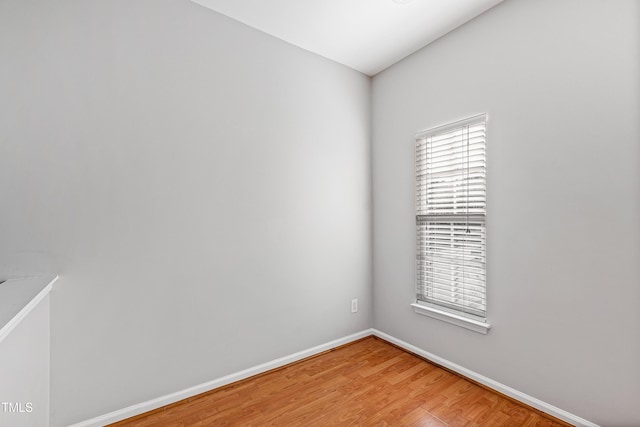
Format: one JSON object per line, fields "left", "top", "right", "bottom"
{"left": 190, "top": 0, "right": 504, "bottom": 76}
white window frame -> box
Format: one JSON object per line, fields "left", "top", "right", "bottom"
{"left": 413, "top": 114, "right": 491, "bottom": 334}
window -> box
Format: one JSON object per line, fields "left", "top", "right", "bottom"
{"left": 413, "top": 114, "right": 490, "bottom": 334}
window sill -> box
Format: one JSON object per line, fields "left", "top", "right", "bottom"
{"left": 411, "top": 303, "right": 491, "bottom": 334}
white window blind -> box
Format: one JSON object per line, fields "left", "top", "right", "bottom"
{"left": 415, "top": 114, "right": 487, "bottom": 321}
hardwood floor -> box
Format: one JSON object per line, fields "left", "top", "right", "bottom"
{"left": 111, "top": 337, "right": 570, "bottom": 427}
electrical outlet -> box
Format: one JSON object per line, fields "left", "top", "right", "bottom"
{"left": 351, "top": 299, "right": 358, "bottom": 313}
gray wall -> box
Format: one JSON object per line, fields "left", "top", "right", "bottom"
{"left": 371, "top": 0, "right": 640, "bottom": 425}
{"left": 0, "top": 296, "right": 50, "bottom": 427}
{"left": 0, "top": 0, "right": 372, "bottom": 425}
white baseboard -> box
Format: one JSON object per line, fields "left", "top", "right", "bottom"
{"left": 67, "top": 329, "right": 373, "bottom": 427}
{"left": 0, "top": 275, "right": 57, "bottom": 345}
{"left": 371, "top": 329, "right": 599, "bottom": 427}
{"left": 69, "top": 328, "right": 599, "bottom": 427}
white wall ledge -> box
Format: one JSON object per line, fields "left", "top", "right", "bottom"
{"left": 0, "top": 275, "right": 57, "bottom": 344}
